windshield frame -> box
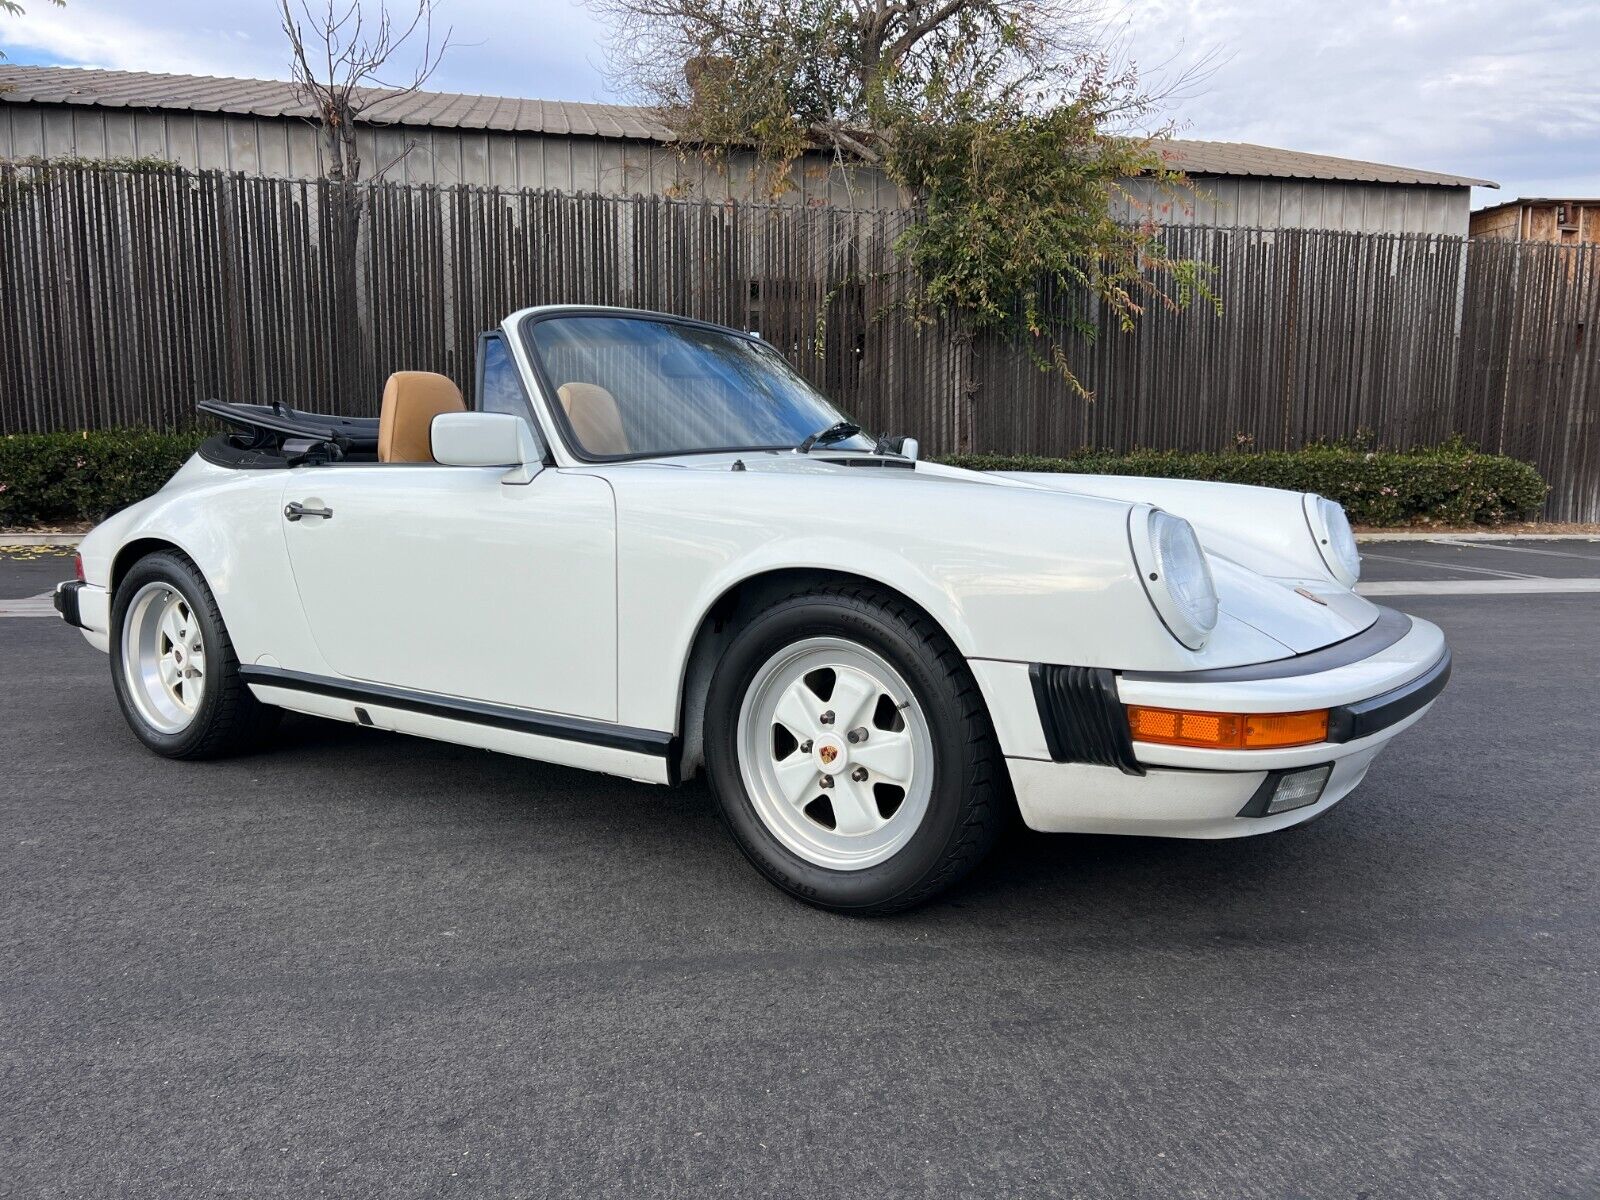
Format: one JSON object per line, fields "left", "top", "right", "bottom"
{"left": 515, "top": 307, "right": 871, "bottom": 464}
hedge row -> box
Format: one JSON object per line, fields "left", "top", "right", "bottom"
{"left": 0, "top": 430, "right": 205, "bottom": 526}
{"left": 940, "top": 444, "right": 1549, "bottom": 526}
{"left": 0, "top": 429, "right": 1549, "bottom": 528}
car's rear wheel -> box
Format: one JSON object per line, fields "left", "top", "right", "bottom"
{"left": 705, "top": 584, "right": 1005, "bottom": 914}
{"left": 110, "top": 550, "right": 279, "bottom": 759}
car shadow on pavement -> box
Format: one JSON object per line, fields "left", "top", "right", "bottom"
{"left": 265, "top": 709, "right": 1368, "bottom": 933}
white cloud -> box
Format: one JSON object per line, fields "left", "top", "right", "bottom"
{"left": 3, "top": 0, "right": 1594, "bottom": 203}
{"left": 0, "top": 0, "right": 614, "bottom": 98}
{"left": 1114, "top": 0, "right": 1600, "bottom": 203}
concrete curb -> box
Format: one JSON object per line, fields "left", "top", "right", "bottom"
{"left": 1356, "top": 531, "right": 1600, "bottom": 543}
{"left": 0, "top": 534, "right": 84, "bottom": 547}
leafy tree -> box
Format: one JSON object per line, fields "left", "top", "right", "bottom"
{"left": 589, "top": 0, "right": 1215, "bottom": 398}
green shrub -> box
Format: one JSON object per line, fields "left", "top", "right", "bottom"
{"left": 940, "top": 443, "right": 1549, "bottom": 527}
{"left": 0, "top": 428, "right": 1550, "bottom": 529}
{"left": 0, "top": 429, "right": 207, "bottom": 526}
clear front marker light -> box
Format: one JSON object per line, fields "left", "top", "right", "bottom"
{"left": 1265, "top": 764, "right": 1333, "bottom": 814}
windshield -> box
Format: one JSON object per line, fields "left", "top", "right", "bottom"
{"left": 524, "top": 314, "right": 874, "bottom": 459}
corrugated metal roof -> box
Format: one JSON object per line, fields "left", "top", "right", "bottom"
{"left": 1157, "top": 138, "right": 1494, "bottom": 189}
{"left": 1473, "top": 197, "right": 1600, "bottom": 214}
{"left": 0, "top": 63, "right": 674, "bottom": 140}
{"left": 0, "top": 64, "right": 1495, "bottom": 188}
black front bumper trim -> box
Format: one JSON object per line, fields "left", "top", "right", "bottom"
{"left": 1326, "top": 648, "right": 1452, "bottom": 743}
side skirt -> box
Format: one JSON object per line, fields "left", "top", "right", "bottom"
{"left": 241, "top": 666, "right": 676, "bottom": 787}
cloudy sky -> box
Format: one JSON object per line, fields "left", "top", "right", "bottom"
{"left": 2, "top": 0, "right": 1596, "bottom": 207}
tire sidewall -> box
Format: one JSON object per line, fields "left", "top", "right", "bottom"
{"left": 706, "top": 593, "right": 978, "bottom": 911}
{"left": 110, "top": 553, "right": 231, "bottom": 757}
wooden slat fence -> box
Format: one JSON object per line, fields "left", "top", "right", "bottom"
{"left": 3, "top": 163, "right": 1598, "bottom": 518}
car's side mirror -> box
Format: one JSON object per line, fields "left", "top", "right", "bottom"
{"left": 900, "top": 437, "right": 920, "bottom": 462}
{"left": 431, "top": 412, "right": 538, "bottom": 471}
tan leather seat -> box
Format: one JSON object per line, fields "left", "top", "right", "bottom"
{"left": 557, "top": 382, "right": 631, "bottom": 456}
{"left": 378, "top": 371, "right": 466, "bottom": 463}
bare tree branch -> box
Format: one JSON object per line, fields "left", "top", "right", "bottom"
{"left": 278, "top": 0, "right": 453, "bottom": 183}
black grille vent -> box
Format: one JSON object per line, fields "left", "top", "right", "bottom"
{"left": 1029, "top": 665, "right": 1143, "bottom": 776}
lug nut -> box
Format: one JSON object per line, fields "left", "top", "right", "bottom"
{"left": 819, "top": 774, "right": 834, "bottom": 789}
{"left": 851, "top": 767, "right": 868, "bottom": 782}
{"left": 799, "top": 739, "right": 813, "bottom": 753}
{"left": 847, "top": 727, "right": 868, "bottom": 744}
{"left": 819, "top": 710, "right": 835, "bottom": 725}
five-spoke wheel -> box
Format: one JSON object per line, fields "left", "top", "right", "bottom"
{"left": 707, "top": 585, "right": 1005, "bottom": 913}
{"left": 120, "top": 582, "right": 207, "bottom": 734}
{"left": 110, "top": 549, "right": 279, "bottom": 759}
{"left": 738, "top": 637, "right": 933, "bottom": 871}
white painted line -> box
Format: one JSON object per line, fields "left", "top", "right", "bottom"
{"left": 1358, "top": 578, "right": 1600, "bottom": 597}
{"left": 0, "top": 592, "right": 58, "bottom": 617}
{"left": 1358, "top": 551, "right": 1539, "bottom": 580}
{"left": 1435, "top": 539, "right": 1600, "bottom": 562}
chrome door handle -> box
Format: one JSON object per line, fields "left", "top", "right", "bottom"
{"left": 284, "top": 502, "right": 333, "bottom": 521}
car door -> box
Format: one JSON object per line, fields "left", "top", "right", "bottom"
{"left": 278, "top": 462, "right": 617, "bottom": 722}
{"left": 278, "top": 339, "right": 617, "bottom": 722}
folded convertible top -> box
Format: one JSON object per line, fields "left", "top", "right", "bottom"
{"left": 197, "top": 399, "right": 381, "bottom": 452}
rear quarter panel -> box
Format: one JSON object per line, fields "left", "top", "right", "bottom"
{"left": 78, "top": 455, "right": 327, "bottom": 673}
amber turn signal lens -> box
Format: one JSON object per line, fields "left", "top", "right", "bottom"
{"left": 1125, "top": 705, "right": 1329, "bottom": 749}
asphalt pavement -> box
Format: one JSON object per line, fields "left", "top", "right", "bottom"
{"left": 2, "top": 542, "right": 1598, "bottom": 1198}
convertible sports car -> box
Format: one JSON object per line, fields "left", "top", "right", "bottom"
{"left": 55, "top": 306, "right": 1450, "bottom": 913}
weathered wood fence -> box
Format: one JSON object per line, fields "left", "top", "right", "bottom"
{"left": 3, "top": 164, "right": 1597, "bottom": 518}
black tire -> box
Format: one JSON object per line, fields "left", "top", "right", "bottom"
{"left": 704, "top": 583, "right": 1005, "bottom": 914}
{"left": 109, "top": 549, "right": 281, "bottom": 759}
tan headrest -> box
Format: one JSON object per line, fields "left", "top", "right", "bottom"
{"left": 379, "top": 371, "right": 465, "bottom": 463}
{"left": 557, "top": 382, "right": 631, "bottom": 456}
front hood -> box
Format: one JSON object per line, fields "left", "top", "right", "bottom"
{"left": 1206, "top": 555, "right": 1374, "bottom": 654}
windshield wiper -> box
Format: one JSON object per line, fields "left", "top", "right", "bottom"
{"left": 796, "top": 420, "right": 861, "bottom": 454}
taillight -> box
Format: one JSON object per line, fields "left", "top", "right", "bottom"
{"left": 74, "top": 553, "right": 85, "bottom": 581}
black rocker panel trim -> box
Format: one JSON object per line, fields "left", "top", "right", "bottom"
{"left": 1326, "top": 648, "right": 1452, "bottom": 744}
{"left": 1029, "top": 664, "right": 1145, "bottom": 776}
{"left": 239, "top": 666, "right": 675, "bottom": 758}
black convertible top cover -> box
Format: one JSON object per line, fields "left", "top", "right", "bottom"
{"left": 197, "top": 399, "right": 381, "bottom": 452}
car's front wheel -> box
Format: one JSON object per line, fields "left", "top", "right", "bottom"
{"left": 110, "top": 550, "right": 280, "bottom": 759}
{"left": 705, "top": 584, "right": 1005, "bottom": 914}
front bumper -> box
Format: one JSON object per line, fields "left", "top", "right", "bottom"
{"left": 971, "top": 608, "right": 1450, "bottom": 838}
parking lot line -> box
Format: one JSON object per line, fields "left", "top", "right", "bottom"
{"left": 0, "top": 592, "right": 56, "bottom": 617}
{"left": 1358, "top": 551, "right": 1539, "bottom": 580}
{"left": 1359, "top": 577, "right": 1600, "bottom": 596}
{"left": 1436, "top": 539, "right": 1600, "bottom": 563}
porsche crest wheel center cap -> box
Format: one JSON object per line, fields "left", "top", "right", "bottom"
{"left": 813, "top": 736, "right": 846, "bottom": 772}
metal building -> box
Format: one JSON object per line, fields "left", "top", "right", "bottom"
{"left": 1, "top": 64, "right": 1493, "bottom": 232}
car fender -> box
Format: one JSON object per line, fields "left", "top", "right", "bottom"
{"left": 986, "top": 471, "right": 1341, "bottom": 584}
{"left": 602, "top": 467, "right": 1296, "bottom": 734}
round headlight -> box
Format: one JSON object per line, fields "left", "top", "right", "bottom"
{"left": 1306, "top": 495, "right": 1361, "bottom": 587}
{"left": 1132, "top": 508, "right": 1219, "bottom": 649}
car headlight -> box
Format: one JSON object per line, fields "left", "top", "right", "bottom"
{"left": 1130, "top": 508, "right": 1219, "bottom": 649}
{"left": 1304, "top": 494, "right": 1361, "bottom": 587}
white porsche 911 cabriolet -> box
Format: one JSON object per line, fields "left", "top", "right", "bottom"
{"left": 55, "top": 306, "right": 1450, "bottom": 913}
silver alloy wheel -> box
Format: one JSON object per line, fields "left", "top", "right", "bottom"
{"left": 120, "top": 582, "right": 207, "bottom": 735}
{"left": 736, "top": 636, "right": 934, "bottom": 871}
